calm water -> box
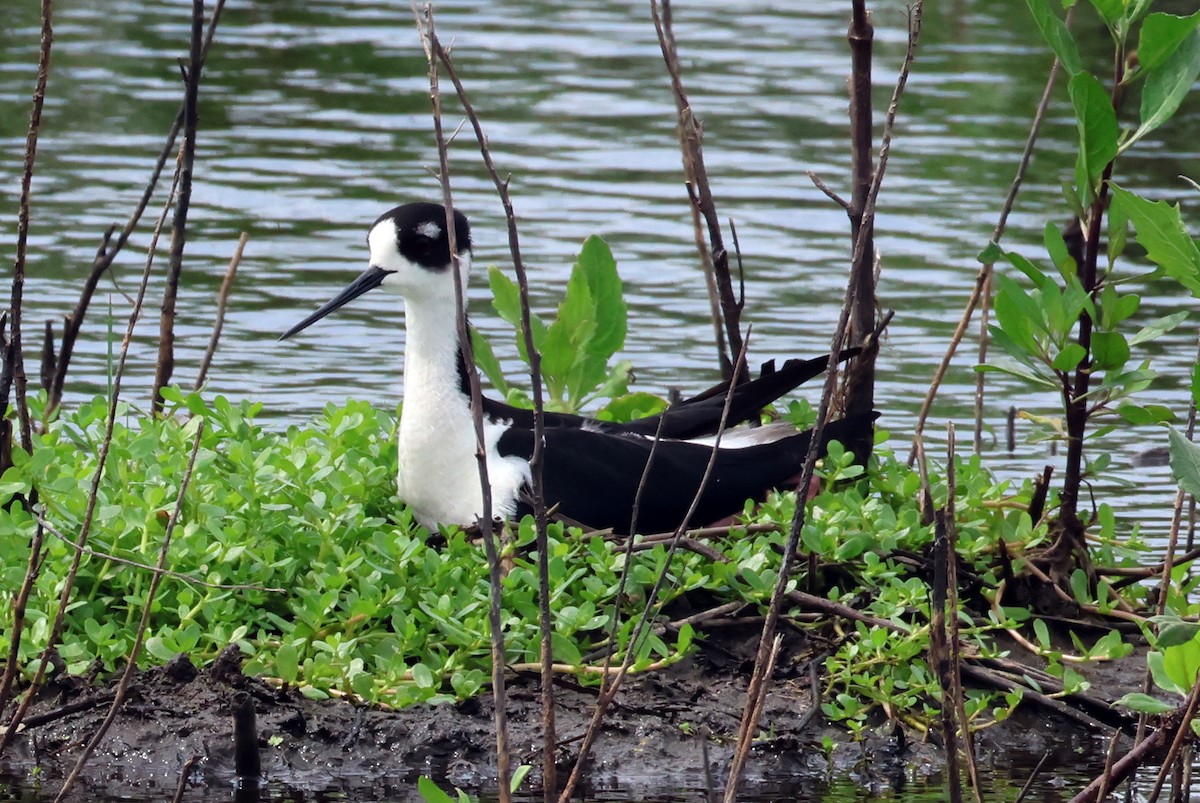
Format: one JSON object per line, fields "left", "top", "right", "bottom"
{"left": 0, "top": 2, "right": 1197, "bottom": 796}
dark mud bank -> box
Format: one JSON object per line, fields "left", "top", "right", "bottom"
{"left": 1, "top": 642, "right": 1131, "bottom": 800}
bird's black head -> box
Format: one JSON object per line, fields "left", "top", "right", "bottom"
{"left": 279, "top": 202, "right": 474, "bottom": 340}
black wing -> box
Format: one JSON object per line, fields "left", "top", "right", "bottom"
{"left": 467, "top": 348, "right": 861, "bottom": 440}
{"left": 496, "top": 413, "right": 876, "bottom": 535}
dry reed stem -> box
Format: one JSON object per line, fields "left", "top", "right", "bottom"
{"left": 723, "top": 7, "right": 922, "bottom": 797}
{"left": 7, "top": 0, "right": 54, "bottom": 453}
{"left": 425, "top": 34, "right": 557, "bottom": 799}
{"left": 54, "top": 421, "right": 207, "bottom": 801}
{"left": 151, "top": 0, "right": 205, "bottom": 415}
{"left": 1, "top": 158, "right": 183, "bottom": 751}
{"left": 412, "top": 7, "right": 510, "bottom": 799}
{"left": 651, "top": 0, "right": 744, "bottom": 382}
{"left": 50, "top": 0, "right": 226, "bottom": 414}
{"left": 194, "top": 231, "right": 248, "bottom": 390}
{"left": 557, "top": 336, "right": 750, "bottom": 803}
{"left": 909, "top": 10, "right": 1070, "bottom": 463}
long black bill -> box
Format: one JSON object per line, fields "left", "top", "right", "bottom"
{"left": 279, "top": 265, "right": 393, "bottom": 340}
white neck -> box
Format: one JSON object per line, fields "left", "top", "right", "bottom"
{"left": 394, "top": 286, "right": 530, "bottom": 529}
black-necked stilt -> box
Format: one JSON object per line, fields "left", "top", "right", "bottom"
{"left": 281, "top": 202, "right": 874, "bottom": 534}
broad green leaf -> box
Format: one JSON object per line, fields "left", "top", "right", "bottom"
{"left": 1161, "top": 634, "right": 1200, "bottom": 694}
{"left": 1129, "top": 311, "right": 1189, "bottom": 346}
{"left": 1110, "top": 187, "right": 1200, "bottom": 295}
{"left": 488, "top": 266, "right": 521, "bottom": 326}
{"left": 1087, "top": 0, "right": 1123, "bottom": 29}
{"left": 469, "top": 326, "right": 509, "bottom": 396}
{"left": 576, "top": 236, "right": 626, "bottom": 361}
{"left": 1193, "top": 362, "right": 1200, "bottom": 406}
{"left": 1052, "top": 343, "right": 1086, "bottom": 372}
{"left": 1043, "top": 221, "right": 1075, "bottom": 281}
{"left": 276, "top": 642, "right": 299, "bottom": 684}
{"left": 1137, "top": 11, "right": 1200, "bottom": 73}
{"left": 1114, "top": 692, "right": 1175, "bottom": 714}
{"left": 1169, "top": 426, "right": 1200, "bottom": 500}
{"left": 417, "top": 777, "right": 456, "bottom": 803}
{"left": 1068, "top": 72, "right": 1118, "bottom": 194}
{"left": 1126, "top": 30, "right": 1200, "bottom": 151}
{"left": 1091, "top": 331, "right": 1129, "bottom": 371}
{"left": 1099, "top": 285, "right": 1139, "bottom": 329}
{"left": 1158, "top": 620, "right": 1200, "bottom": 648}
{"left": 1148, "top": 650, "right": 1187, "bottom": 696}
{"left": 1025, "top": 0, "right": 1083, "bottom": 75}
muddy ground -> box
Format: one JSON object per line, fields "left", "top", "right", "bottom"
{"left": 0, "top": 626, "right": 1151, "bottom": 802}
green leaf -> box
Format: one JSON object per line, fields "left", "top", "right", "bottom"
{"left": 1111, "top": 187, "right": 1200, "bottom": 295}
{"left": 1107, "top": 193, "right": 1129, "bottom": 267}
{"left": 978, "top": 240, "right": 1004, "bottom": 264}
{"left": 276, "top": 642, "right": 299, "bottom": 684}
{"left": 1052, "top": 343, "right": 1086, "bottom": 372}
{"left": 1068, "top": 72, "right": 1118, "bottom": 194}
{"left": 1114, "top": 692, "right": 1175, "bottom": 714}
{"left": 1127, "top": 30, "right": 1200, "bottom": 151}
{"left": 1025, "top": 0, "right": 1083, "bottom": 75}
{"left": 1091, "top": 331, "right": 1130, "bottom": 371}
{"left": 1087, "top": 0, "right": 1123, "bottom": 29}
{"left": 595, "top": 391, "right": 668, "bottom": 424}
{"left": 1149, "top": 650, "right": 1187, "bottom": 696}
{"left": 1129, "top": 311, "right": 1189, "bottom": 346}
{"left": 1043, "top": 221, "right": 1076, "bottom": 281}
{"left": 417, "top": 776, "right": 456, "bottom": 803}
{"left": 1158, "top": 621, "right": 1200, "bottom": 648}
{"left": 469, "top": 326, "right": 509, "bottom": 396}
{"left": 1137, "top": 11, "right": 1200, "bottom": 73}
{"left": 1168, "top": 426, "right": 1200, "bottom": 500}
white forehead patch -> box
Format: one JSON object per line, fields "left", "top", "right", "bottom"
{"left": 417, "top": 221, "right": 442, "bottom": 239}
{"left": 368, "top": 219, "right": 397, "bottom": 260}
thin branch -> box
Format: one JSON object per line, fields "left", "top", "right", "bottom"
{"left": 54, "top": 420, "right": 206, "bottom": 802}
{"left": 909, "top": 8, "right": 1071, "bottom": 463}
{"left": 194, "top": 231, "right": 247, "bottom": 390}
{"left": 723, "top": 5, "right": 922, "bottom": 798}
{"left": 7, "top": 0, "right": 54, "bottom": 452}
{"left": 426, "top": 36, "right": 555, "bottom": 799}
{"left": 1, "top": 155, "right": 183, "bottom": 752}
{"left": 151, "top": 0, "right": 205, "bottom": 415}
{"left": 651, "top": 0, "right": 745, "bottom": 383}
{"left": 413, "top": 7, "right": 510, "bottom": 800}
{"left": 558, "top": 334, "right": 751, "bottom": 803}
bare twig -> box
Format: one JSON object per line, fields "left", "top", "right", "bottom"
{"left": 723, "top": 6, "right": 921, "bottom": 798}
{"left": 558, "top": 335, "right": 750, "bottom": 803}
{"left": 53, "top": 0, "right": 231, "bottom": 413}
{"left": 7, "top": 0, "right": 54, "bottom": 453}
{"left": 35, "top": 512, "right": 284, "bottom": 592}
{"left": 651, "top": 0, "right": 745, "bottom": 382}
{"left": 151, "top": 0, "right": 205, "bottom": 415}
{"left": 1, "top": 156, "right": 182, "bottom": 752}
{"left": 909, "top": 8, "right": 1072, "bottom": 463}
{"left": 54, "top": 420, "right": 206, "bottom": 802}
{"left": 412, "top": 7, "right": 509, "bottom": 799}
{"left": 194, "top": 231, "right": 247, "bottom": 390}
{"left": 425, "top": 34, "right": 555, "bottom": 799}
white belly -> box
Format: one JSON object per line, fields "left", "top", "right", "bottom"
{"left": 397, "top": 409, "right": 531, "bottom": 529}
